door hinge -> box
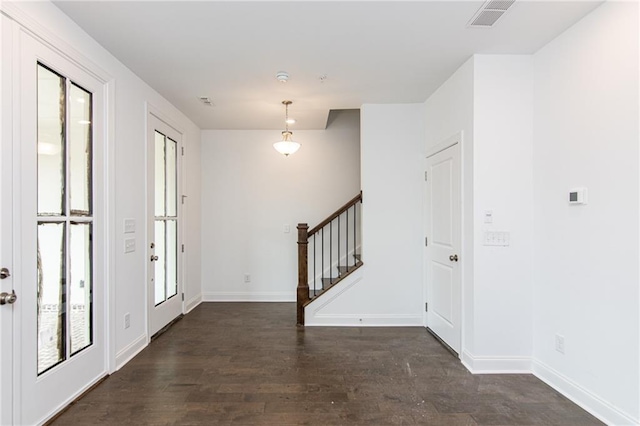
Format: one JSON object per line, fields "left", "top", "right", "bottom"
{"left": 424, "top": 171, "right": 428, "bottom": 181}
{"left": 181, "top": 195, "right": 187, "bottom": 205}
{"left": 181, "top": 147, "right": 184, "bottom": 156}
{"left": 425, "top": 302, "right": 428, "bottom": 312}
{"left": 181, "top": 244, "right": 185, "bottom": 253}
{"left": 425, "top": 236, "right": 428, "bottom": 247}
{"left": 182, "top": 293, "right": 185, "bottom": 301}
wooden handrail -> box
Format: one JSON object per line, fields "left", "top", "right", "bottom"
{"left": 308, "top": 191, "right": 362, "bottom": 236}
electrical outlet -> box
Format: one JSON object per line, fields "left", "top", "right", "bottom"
{"left": 124, "top": 313, "right": 130, "bottom": 329}
{"left": 244, "top": 274, "right": 251, "bottom": 283}
{"left": 555, "top": 334, "right": 565, "bottom": 354}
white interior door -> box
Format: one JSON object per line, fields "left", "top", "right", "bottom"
{"left": 13, "top": 31, "right": 107, "bottom": 424}
{"left": 147, "top": 114, "right": 182, "bottom": 337}
{"left": 425, "top": 140, "right": 461, "bottom": 354}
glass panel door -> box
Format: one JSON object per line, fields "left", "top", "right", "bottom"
{"left": 148, "top": 116, "right": 182, "bottom": 337}
{"left": 15, "top": 30, "right": 106, "bottom": 425}
{"left": 154, "top": 131, "right": 178, "bottom": 306}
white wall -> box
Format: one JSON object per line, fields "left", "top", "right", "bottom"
{"left": 1, "top": 1, "right": 202, "bottom": 367}
{"left": 424, "top": 58, "right": 476, "bottom": 351}
{"left": 532, "top": 2, "right": 639, "bottom": 424}
{"left": 472, "top": 55, "right": 534, "bottom": 367}
{"left": 200, "top": 110, "right": 360, "bottom": 301}
{"left": 306, "top": 104, "right": 425, "bottom": 326}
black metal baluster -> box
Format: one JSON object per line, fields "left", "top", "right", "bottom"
{"left": 330, "top": 220, "right": 333, "bottom": 284}
{"left": 346, "top": 208, "right": 349, "bottom": 271}
{"left": 337, "top": 215, "right": 340, "bottom": 278}
{"left": 354, "top": 203, "right": 357, "bottom": 266}
{"left": 321, "top": 227, "right": 324, "bottom": 290}
{"left": 313, "top": 234, "right": 316, "bottom": 295}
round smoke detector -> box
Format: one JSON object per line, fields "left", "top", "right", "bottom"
{"left": 276, "top": 71, "right": 289, "bottom": 83}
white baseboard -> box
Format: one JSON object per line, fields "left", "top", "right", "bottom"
{"left": 115, "top": 333, "right": 147, "bottom": 370}
{"left": 533, "top": 359, "right": 639, "bottom": 426}
{"left": 305, "top": 313, "right": 423, "bottom": 327}
{"left": 185, "top": 293, "right": 202, "bottom": 313}
{"left": 461, "top": 350, "right": 532, "bottom": 373}
{"left": 202, "top": 291, "right": 295, "bottom": 302}
{"left": 39, "top": 372, "right": 108, "bottom": 425}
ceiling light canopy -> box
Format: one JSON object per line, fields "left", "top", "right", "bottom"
{"left": 273, "top": 100, "right": 300, "bottom": 157}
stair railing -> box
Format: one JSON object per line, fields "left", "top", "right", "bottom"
{"left": 297, "top": 191, "right": 363, "bottom": 325}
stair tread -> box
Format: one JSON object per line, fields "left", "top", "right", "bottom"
{"left": 307, "top": 261, "right": 364, "bottom": 300}
{"left": 337, "top": 263, "right": 362, "bottom": 274}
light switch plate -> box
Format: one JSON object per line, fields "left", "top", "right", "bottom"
{"left": 124, "top": 238, "right": 136, "bottom": 253}
{"left": 484, "top": 231, "right": 510, "bottom": 246}
{"left": 283, "top": 224, "right": 291, "bottom": 233}
{"left": 124, "top": 218, "right": 136, "bottom": 234}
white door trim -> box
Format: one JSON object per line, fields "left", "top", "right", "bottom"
{"left": 425, "top": 132, "right": 460, "bottom": 159}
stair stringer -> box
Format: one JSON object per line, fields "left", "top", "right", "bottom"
{"left": 304, "top": 267, "right": 365, "bottom": 326}
{"left": 304, "top": 265, "right": 422, "bottom": 326}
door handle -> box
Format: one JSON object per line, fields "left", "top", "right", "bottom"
{"left": 150, "top": 255, "right": 159, "bottom": 262}
{"left": 0, "top": 268, "right": 10, "bottom": 279}
{"left": 0, "top": 290, "right": 17, "bottom": 305}
{"left": 449, "top": 254, "right": 459, "bottom": 262}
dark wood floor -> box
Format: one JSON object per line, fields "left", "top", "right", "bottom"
{"left": 52, "top": 303, "right": 602, "bottom": 425}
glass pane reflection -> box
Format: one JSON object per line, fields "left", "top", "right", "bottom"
{"left": 69, "top": 223, "right": 92, "bottom": 355}
{"left": 37, "top": 65, "right": 65, "bottom": 216}
{"left": 69, "top": 84, "right": 92, "bottom": 216}
{"left": 154, "top": 220, "right": 166, "bottom": 306}
{"left": 37, "top": 222, "right": 66, "bottom": 374}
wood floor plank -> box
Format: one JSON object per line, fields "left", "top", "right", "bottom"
{"left": 50, "top": 303, "right": 603, "bottom": 425}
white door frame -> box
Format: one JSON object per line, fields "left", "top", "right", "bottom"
{"left": 423, "top": 131, "right": 464, "bottom": 355}
{"left": 0, "top": 5, "right": 116, "bottom": 423}
{"left": 0, "top": 13, "right": 17, "bottom": 426}
{"left": 145, "top": 103, "right": 185, "bottom": 340}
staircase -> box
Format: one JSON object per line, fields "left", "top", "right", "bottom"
{"left": 296, "top": 192, "right": 363, "bottom": 325}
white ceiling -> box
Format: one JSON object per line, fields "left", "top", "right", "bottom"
{"left": 53, "top": 0, "right": 601, "bottom": 130}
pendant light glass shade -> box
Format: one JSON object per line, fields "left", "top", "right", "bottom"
{"left": 274, "top": 100, "right": 300, "bottom": 156}
{"left": 273, "top": 131, "right": 300, "bottom": 156}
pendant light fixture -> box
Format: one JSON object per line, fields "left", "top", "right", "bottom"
{"left": 273, "top": 100, "right": 301, "bottom": 156}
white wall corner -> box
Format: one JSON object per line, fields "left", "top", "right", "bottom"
{"left": 461, "top": 350, "right": 532, "bottom": 374}
{"left": 202, "top": 292, "right": 295, "bottom": 302}
{"left": 115, "top": 333, "right": 147, "bottom": 371}
{"left": 185, "top": 294, "right": 202, "bottom": 313}
{"left": 533, "top": 359, "right": 639, "bottom": 426}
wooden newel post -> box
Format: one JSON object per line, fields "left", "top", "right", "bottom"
{"left": 296, "top": 223, "right": 309, "bottom": 326}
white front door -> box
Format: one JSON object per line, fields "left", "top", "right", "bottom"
{"left": 147, "top": 114, "right": 182, "bottom": 336}
{"left": 425, "top": 139, "right": 461, "bottom": 354}
{"left": 12, "top": 31, "right": 108, "bottom": 424}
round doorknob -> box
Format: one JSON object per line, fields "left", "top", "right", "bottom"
{"left": 449, "top": 254, "right": 459, "bottom": 262}
{"left": 0, "top": 290, "right": 17, "bottom": 305}
{"left": 150, "top": 255, "right": 159, "bottom": 261}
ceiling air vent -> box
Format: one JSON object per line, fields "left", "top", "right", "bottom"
{"left": 468, "top": 0, "right": 516, "bottom": 28}
{"left": 198, "top": 96, "right": 213, "bottom": 107}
